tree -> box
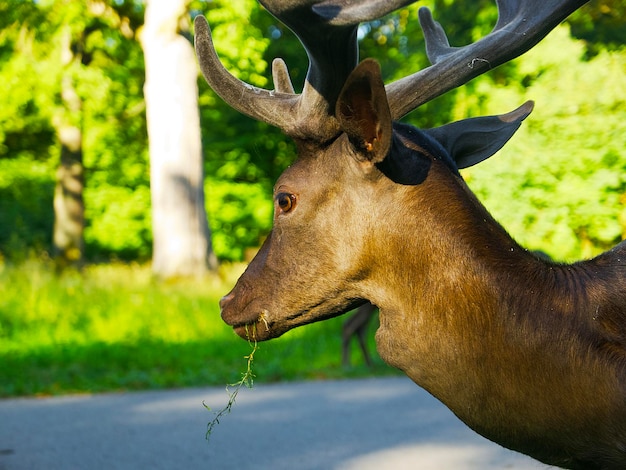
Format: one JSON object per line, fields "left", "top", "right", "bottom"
{"left": 0, "top": 0, "right": 150, "bottom": 263}
{"left": 141, "top": 0, "right": 217, "bottom": 277}
{"left": 52, "top": 22, "right": 86, "bottom": 265}
{"left": 48, "top": 1, "right": 150, "bottom": 266}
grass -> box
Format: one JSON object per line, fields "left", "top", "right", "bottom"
{"left": 0, "top": 259, "right": 396, "bottom": 397}
{"left": 204, "top": 335, "right": 258, "bottom": 441}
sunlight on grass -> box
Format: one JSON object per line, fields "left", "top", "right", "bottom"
{"left": 0, "top": 260, "right": 394, "bottom": 397}
{"left": 0, "top": 260, "right": 231, "bottom": 349}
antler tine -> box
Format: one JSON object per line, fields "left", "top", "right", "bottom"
{"left": 272, "top": 59, "right": 295, "bottom": 94}
{"left": 386, "top": 0, "right": 589, "bottom": 121}
{"left": 194, "top": 16, "right": 301, "bottom": 134}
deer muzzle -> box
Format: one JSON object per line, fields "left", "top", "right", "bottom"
{"left": 219, "top": 290, "right": 276, "bottom": 341}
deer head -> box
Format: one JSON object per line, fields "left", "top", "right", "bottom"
{"left": 195, "top": 0, "right": 588, "bottom": 342}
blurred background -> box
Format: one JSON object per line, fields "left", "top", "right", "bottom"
{"left": 0, "top": 0, "right": 624, "bottom": 397}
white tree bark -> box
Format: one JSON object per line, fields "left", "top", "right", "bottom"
{"left": 142, "top": 0, "right": 217, "bottom": 277}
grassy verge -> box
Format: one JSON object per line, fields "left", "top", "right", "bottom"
{"left": 0, "top": 260, "right": 395, "bottom": 397}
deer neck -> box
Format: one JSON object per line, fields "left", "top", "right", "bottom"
{"left": 365, "top": 164, "right": 626, "bottom": 466}
{"left": 369, "top": 162, "right": 544, "bottom": 392}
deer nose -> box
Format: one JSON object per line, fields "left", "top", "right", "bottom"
{"left": 219, "top": 292, "right": 235, "bottom": 311}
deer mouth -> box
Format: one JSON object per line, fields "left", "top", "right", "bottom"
{"left": 220, "top": 291, "right": 280, "bottom": 340}
{"left": 229, "top": 298, "right": 369, "bottom": 342}
{"left": 221, "top": 282, "right": 369, "bottom": 341}
{"left": 229, "top": 306, "right": 312, "bottom": 341}
{"left": 220, "top": 288, "right": 307, "bottom": 340}
{"left": 230, "top": 309, "right": 279, "bottom": 341}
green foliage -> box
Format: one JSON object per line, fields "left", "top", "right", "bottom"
{"left": 0, "top": 12, "right": 57, "bottom": 161}
{"left": 85, "top": 184, "right": 153, "bottom": 259}
{"left": 0, "top": 0, "right": 150, "bottom": 261}
{"left": 0, "top": 158, "right": 56, "bottom": 258}
{"left": 463, "top": 26, "right": 626, "bottom": 261}
{"left": 206, "top": 178, "right": 272, "bottom": 261}
{"left": 0, "top": 261, "right": 389, "bottom": 397}
{"left": 568, "top": 0, "right": 626, "bottom": 57}
{"left": 202, "top": 0, "right": 270, "bottom": 86}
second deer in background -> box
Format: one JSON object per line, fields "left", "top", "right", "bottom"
{"left": 342, "top": 302, "right": 377, "bottom": 367}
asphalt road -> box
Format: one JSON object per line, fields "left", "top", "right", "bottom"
{"left": 0, "top": 376, "right": 552, "bottom": 469}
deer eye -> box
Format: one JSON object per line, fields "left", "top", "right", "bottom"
{"left": 276, "top": 192, "right": 296, "bottom": 213}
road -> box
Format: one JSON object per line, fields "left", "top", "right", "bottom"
{"left": 0, "top": 376, "right": 551, "bottom": 469}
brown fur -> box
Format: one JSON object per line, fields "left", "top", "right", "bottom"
{"left": 369, "top": 163, "right": 626, "bottom": 469}
{"left": 218, "top": 60, "right": 626, "bottom": 469}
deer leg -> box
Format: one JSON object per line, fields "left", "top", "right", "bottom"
{"left": 355, "top": 323, "right": 373, "bottom": 367}
{"left": 342, "top": 303, "right": 377, "bottom": 367}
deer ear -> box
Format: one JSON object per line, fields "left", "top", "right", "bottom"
{"left": 336, "top": 59, "right": 392, "bottom": 164}
{"left": 424, "top": 101, "right": 534, "bottom": 169}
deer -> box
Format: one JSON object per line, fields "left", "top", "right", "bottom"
{"left": 342, "top": 302, "right": 377, "bottom": 367}
{"left": 194, "top": 1, "right": 626, "bottom": 468}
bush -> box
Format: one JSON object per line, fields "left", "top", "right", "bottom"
{"left": 0, "top": 157, "right": 55, "bottom": 260}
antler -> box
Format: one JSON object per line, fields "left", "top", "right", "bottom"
{"left": 194, "top": 0, "right": 416, "bottom": 141}
{"left": 195, "top": 0, "right": 588, "bottom": 139}
{"left": 386, "top": 0, "right": 589, "bottom": 120}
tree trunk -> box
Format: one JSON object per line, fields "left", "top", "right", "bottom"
{"left": 53, "top": 27, "right": 85, "bottom": 266}
{"left": 142, "top": 0, "right": 217, "bottom": 278}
